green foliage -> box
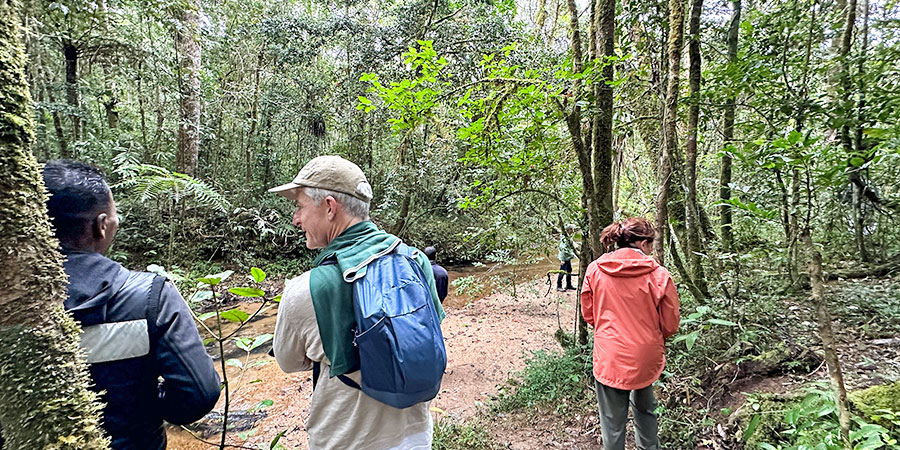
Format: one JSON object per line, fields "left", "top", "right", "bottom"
{"left": 451, "top": 275, "right": 485, "bottom": 299}
{"left": 432, "top": 418, "right": 498, "bottom": 450}
{"left": 359, "top": 40, "right": 448, "bottom": 132}
{"left": 671, "top": 305, "right": 739, "bottom": 351}
{"left": 657, "top": 403, "right": 709, "bottom": 450}
{"left": 742, "top": 385, "right": 898, "bottom": 450}
{"left": 114, "top": 161, "right": 231, "bottom": 212}
{"left": 493, "top": 344, "right": 593, "bottom": 414}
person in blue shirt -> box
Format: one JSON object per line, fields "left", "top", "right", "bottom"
{"left": 424, "top": 246, "right": 449, "bottom": 303}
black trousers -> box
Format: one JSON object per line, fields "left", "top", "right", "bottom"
{"left": 557, "top": 260, "right": 574, "bottom": 289}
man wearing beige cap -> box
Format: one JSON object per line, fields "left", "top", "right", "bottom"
{"left": 270, "top": 155, "right": 445, "bottom": 450}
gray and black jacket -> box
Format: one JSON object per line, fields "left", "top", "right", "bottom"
{"left": 63, "top": 251, "right": 220, "bottom": 450}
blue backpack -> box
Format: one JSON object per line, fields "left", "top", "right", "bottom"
{"left": 320, "top": 242, "right": 447, "bottom": 409}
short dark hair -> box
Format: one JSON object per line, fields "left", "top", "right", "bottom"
{"left": 43, "top": 160, "right": 111, "bottom": 244}
{"left": 423, "top": 246, "right": 437, "bottom": 261}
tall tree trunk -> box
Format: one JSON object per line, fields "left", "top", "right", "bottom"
{"left": 33, "top": 37, "right": 69, "bottom": 158}
{"left": 593, "top": 0, "right": 615, "bottom": 233}
{"left": 137, "top": 61, "right": 150, "bottom": 157}
{"left": 804, "top": 231, "right": 852, "bottom": 448}
{"left": 63, "top": 41, "right": 81, "bottom": 143}
{"left": 0, "top": 1, "right": 108, "bottom": 446}
{"left": 720, "top": 0, "right": 740, "bottom": 253}
{"left": 835, "top": 0, "right": 863, "bottom": 262}
{"left": 176, "top": 4, "right": 202, "bottom": 177}
{"left": 789, "top": 0, "right": 816, "bottom": 288}
{"left": 788, "top": 167, "right": 802, "bottom": 285}
{"left": 97, "top": 0, "right": 118, "bottom": 132}
{"left": 536, "top": 0, "right": 548, "bottom": 29}
{"left": 684, "top": 0, "right": 709, "bottom": 296}
{"left": 245, "top": 53, "right": 262, "bottom": 183}
{"left": 852, "top": 0, "right": 870, "bottom": 262}
{"left": 563, "top": 0, "right": 592, "bottom": 346}
{"left": 654, "top": 0, "right": 685, "bottom": 265}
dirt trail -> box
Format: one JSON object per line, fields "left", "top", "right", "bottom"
{"left": 167, "top": 260, "right": 579, "bottom": 449}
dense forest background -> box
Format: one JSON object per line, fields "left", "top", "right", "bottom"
{"left": 22, "top": 0, "right": 900, "bottom": 271}
{"left": 7, "top": 0, "right": 900, "bottom": 447}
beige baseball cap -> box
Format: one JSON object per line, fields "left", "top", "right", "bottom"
{"left": 268, "top": 155, "right": 373, "bottom": 202}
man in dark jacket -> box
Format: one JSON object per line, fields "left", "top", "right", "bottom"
{"left": 424, "top": 246, "right": 449, "bottom": 303}
{"left": 43, "top": 160, "right": 220, "bottom": 450}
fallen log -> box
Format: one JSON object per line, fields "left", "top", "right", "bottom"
{"left": 826, "top": 258, "right": 900, "bottom": 280}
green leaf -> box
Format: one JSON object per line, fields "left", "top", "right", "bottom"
{"left": 191, "top": 290, "right": 213, "bottom": 303}
{"left": 199, "top": 270, "right": 234, "bottom": 286}
{"left": 249, "top": 399, "right": 274, "bottom": 413}
{"left": 229, "top": 287, "right": 265, "bottom": 297}
{"left": 226, "top": 358, "right": 243, "bottom": 369}
{"left": 685, "top": 330, "right": 700, "bottom": 350}
{"left": 850, "top": 157, "right": 866, "bottom": 167}
{"left": 270, "top": 430, "right": 287, "bottom": 449}
{"left": 744, "top": 415, "right": 761, "bottom": 442}
{"left": 250, "top": 333, "right": 274, "bottom": 351}
{"left": 272, "top": 295, "right": 282, "bottom": 303}
{"left": 203, "top": 337, "right": 216, "bottom": 346}
{"left": 706, "top": 318, "right": 739, "bottom": 327}
{"left": 221, "top": 309, "right": 250, "bottom": 323}
{"left": 234, "top": 337, "right": 253, "bottom": 352}
{"left": 197, "top": 312, "right": 217, "bottom": 321}
{"left": 251, "top": 267, "right": 266, "bottom": 283}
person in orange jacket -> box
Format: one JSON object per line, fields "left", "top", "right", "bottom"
{"left": 580, "top": 217, "right": 681, "bottom": 450}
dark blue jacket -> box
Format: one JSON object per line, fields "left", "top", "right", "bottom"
{"left": 431, "top": 262, "right": 449, "bottom": 304}
{"left": 63, "top": 251, "right": 220, "bottom": 450}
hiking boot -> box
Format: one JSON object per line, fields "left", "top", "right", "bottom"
{"left": 565, "top": 286, "right": 577, "bottom": 291}
{"left": 556, "top": 287, "right": 566, "bottom": 292}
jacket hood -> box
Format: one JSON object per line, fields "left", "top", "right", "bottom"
{"left": 63, "top": 251, "right": 129, "bottom": 317}
{"left": 595, "top": 247, "right": 659, "bottom": 277}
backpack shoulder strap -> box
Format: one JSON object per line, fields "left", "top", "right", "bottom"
{"left": 312, "top": 361, "right": 361, "bottom": 391}
{"left": 146, "top": 274, "right": 166, "bottom": 338}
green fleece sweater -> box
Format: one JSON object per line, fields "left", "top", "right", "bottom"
{"left": 309, "top": 221, "right": 446, "bottom": 377}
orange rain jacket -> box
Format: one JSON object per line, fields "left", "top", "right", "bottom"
{"left": 580, "top": 248, "right": 681, "bottom": 390}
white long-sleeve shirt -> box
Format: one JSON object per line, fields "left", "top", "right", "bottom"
{"left": 273, "top": 272, "right": 433, "bottom": 450}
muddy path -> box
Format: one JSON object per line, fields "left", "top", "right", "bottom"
{"left": 166, "top": 258, "right": 580, "bottom": 449}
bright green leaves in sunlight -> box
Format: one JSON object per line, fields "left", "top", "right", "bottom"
{"left": 228, "top": 287, "right": 265, "bottom": 297}
{"left": 250, "top": 267, "right": 266, "bottom": 283}
{"left": 221, "top": 309, "right": 250, "bottom": 323}
{"left": 198, "top": 270, "right": 234, "bottom": 286}
{"left": 357, "top": 40, "right": 448, "bottom": 133}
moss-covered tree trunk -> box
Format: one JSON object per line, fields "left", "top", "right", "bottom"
{"left": 592, "top": 0, "right": 614, "bottom": 234}
{"left": 720, "top": 0, "right": 740, "bottom": 254}
{"left": 0, "top": 1, "right": 109, "bottom": 447}
{"left": 684, "top": 0, "right": 709, "bottom": 298}
{"left": 654, "top": 0, "right": 685, "bottom": 266}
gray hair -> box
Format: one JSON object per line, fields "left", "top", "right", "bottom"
{"left": 304, "top": 187, "right": 370, "bottom": 220}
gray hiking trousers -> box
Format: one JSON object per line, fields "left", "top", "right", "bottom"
{"left": 594, "top": 380, "right": 660, "bottom": 450}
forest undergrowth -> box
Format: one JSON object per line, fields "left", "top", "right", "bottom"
{"left": 432, "top": 269, "right": 900, "bottom": 450}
